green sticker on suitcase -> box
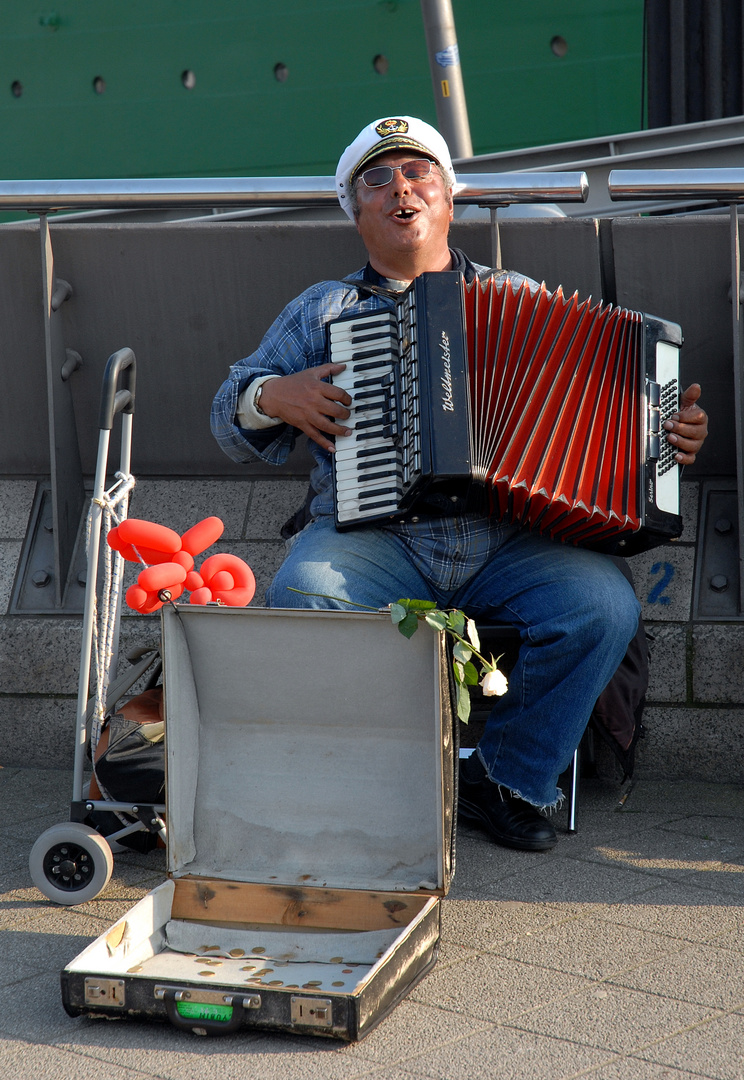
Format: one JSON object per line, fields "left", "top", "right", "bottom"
{"left": 176, "top": 1000, "right": 233, "bottom": 1023}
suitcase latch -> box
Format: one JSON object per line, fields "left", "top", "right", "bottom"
{"left": 84, "top": 977, "right": 126, "bottom": 1007}
{"left": 290, "top": 995, "right": 333, "bottom": 1029}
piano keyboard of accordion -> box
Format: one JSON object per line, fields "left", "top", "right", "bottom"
{"left": 329, "top": 272, "right": 683, "bottom": 554}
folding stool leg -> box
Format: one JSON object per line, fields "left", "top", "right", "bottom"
{"left": 566, "top": 745, "right": 580, "bottom": 834}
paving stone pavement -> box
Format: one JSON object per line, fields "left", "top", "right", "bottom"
{"left": 1, "top": 766, "right": 743, "bottom": 1080}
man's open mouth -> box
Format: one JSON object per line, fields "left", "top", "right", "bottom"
{"left": 393, "top": 208, "right": 418, "bottom": 220}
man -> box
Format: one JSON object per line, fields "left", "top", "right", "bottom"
{"left": 211, "top": 116, "right": 708, "bottom": 852}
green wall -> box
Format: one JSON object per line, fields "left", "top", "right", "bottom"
{"left": 0, "top": 1, "right": 644, "bottom": 180}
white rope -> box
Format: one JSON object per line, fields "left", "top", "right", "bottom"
{"left": 87, "top": 471, "right": 136, "bottom": 761}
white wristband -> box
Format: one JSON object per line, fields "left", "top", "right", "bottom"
{"left": 236, "top": 374, "right": 283, "bottom": 430}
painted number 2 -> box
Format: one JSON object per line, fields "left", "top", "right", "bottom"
{"left": 648, "top": 561, "right": 674, "bottom": 605}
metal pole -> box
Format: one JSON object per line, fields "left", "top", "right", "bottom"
{"left": 566, "top": 747, "right": 579, "bottom": 833}
{"left": 730, "top": 204, "right": 744, "bottom": 614}
{"left": 72, "top": 425, "right": 110, "bottom": 800}
{"left": 39, "top": 213, "right": 86, "bottom": 607}
{"left": 489, "top": 208, "right": 501, "bottom": 270}
{"left": 420, "top": 0, "right": 473, "bottom": 159}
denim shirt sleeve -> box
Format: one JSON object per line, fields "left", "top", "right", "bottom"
{"left": 210, "top": 274, "right": 381, "bottom": 466}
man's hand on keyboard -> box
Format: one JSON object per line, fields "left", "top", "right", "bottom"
{"left": 259, "top": 364, "right": 352, "bottom": 453}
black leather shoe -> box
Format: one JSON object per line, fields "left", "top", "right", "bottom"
{"left": 458, "top": 757, "right": 557, "bottom": 852}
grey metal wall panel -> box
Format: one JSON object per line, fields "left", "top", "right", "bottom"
{"left": 495, "top": 218, "right": 604, "bottom": 298}
{"left": 50, "top": 220, "right": 368, "bottom": 476}
{"left": 0, "top": 225, "right": 48, "bottom": 472}
{"left": 611, "top": 215, "right": 732, "bottom": 476}
{"left": 0, "top": 216, "right": 731, "bottom": 478}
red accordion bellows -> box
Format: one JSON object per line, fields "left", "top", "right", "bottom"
{"left": 463, "top": 277, "right": 645, "bottom": 545}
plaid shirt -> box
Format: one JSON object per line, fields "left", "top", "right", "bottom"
{"left": 210, "top": 253, "right": 537, "bottom": 591}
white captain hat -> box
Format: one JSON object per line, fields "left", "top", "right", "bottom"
{"left": 335, "top": 115, "right": 456, "bottom": 221}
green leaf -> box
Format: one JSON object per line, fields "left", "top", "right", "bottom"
{"left": 396, "top": 611, "right": 420, "bottom": 639}
{"left": 453, "top": 641, "right": 472, "bottom": 665}
{"left": 466, "top": 618, "right": 481, "bottom": 652}
{"left": 456, "top": 681, "right": 471, "bottom": 723}
{"left": 447, "top": 609, "right": 466, "bottom": 635}
{"left": 399, "top": 598, "right": 437, "bottom": 612}
{"left": 462, "top": 660, "right": 479, "bottom": 686}
{"left": 453, "top": 659, "right": 464, "bottom": 685}
{"left": 390, "top": 603, "right": 407, "bottom": 625}
{"left": 424, "top": 611, "right": 448, "bottom": 631}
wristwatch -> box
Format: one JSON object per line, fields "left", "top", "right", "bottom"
{"left": 253, "top": 380, "right": 268, "bottom": 416}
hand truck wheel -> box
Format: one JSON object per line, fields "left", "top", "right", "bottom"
{"left": 29, "top": 822, "right": 114, "bottom": 905}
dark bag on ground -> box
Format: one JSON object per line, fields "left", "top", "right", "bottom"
{"left": 88, "top": 686, "right": 165, "bottom": 852}
{"left": 95, "top": 715, "right": 165, "bottom": 805}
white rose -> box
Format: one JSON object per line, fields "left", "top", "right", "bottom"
{"left": 480, "top": 668, "right": 508, "bottom": 697}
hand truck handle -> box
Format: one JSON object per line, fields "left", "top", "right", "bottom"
{"left": 98, "top": 347, "right": 136, "bottom": 431}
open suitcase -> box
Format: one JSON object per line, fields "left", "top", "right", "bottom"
{"left": 62, "top": 604, "right": 456, "bottom": 1040}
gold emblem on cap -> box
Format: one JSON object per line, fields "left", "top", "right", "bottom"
{"left": 375, "top": 118, "right": 409, "bottom": 137}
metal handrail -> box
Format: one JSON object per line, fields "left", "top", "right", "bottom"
{"left": 608, "top": 168, "right": 744, "bottom": 202}
{"left": 0, "top": 172, "right": 588, "bottom": 212}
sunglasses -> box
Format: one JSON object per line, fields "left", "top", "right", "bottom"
{"left": 359, "top": 158, "right": 436, "bottom": 189}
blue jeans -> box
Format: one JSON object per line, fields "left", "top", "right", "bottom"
{"left": 266, "top": 515, "right": 640, "bottom": 808}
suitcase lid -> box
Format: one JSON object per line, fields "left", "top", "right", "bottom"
{"left": 161, "top": 605, "right": 455, "bottom": 896}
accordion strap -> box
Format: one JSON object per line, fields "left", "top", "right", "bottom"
{"left": 341, "top": 266, "right": 512, "bottom": 300}
{"left": 339, "top": 276, "right": 400, "bottom": 301}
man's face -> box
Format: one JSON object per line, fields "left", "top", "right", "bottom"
{"left": 353, "top": 150, "right": 454, "bottom": 271}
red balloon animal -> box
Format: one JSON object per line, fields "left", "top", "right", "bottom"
{"left": 107, "top": 516, "right": 256, "bottom": 613}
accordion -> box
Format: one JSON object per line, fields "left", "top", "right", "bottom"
{"left": 329, "top": 271, "right": 683, "bottom": 554}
